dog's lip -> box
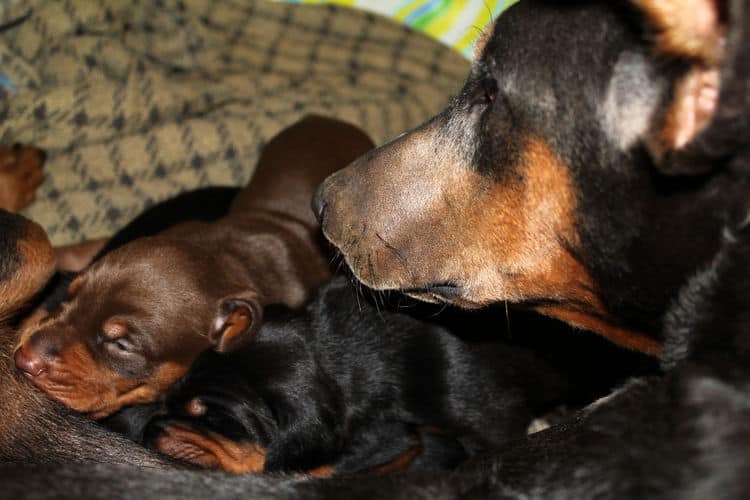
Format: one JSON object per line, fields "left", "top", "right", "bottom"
{"left": 402, "top": 283, "right": 463, "bottom": 300}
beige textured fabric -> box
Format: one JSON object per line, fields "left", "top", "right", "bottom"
{"left": 0, "top": 0, "right": 467, "bottom": 245}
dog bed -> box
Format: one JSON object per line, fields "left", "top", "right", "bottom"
{"left": 0, "top": 0, "right": 468, "bottom": 246}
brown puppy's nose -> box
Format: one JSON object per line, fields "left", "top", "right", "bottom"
{"left": 311, "top": 185, "right": 327, "bottom": 224}
{"left": 15, "top": 345, "right": 48, "bottom": 377}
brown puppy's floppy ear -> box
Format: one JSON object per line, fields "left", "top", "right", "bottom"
{"left": 209, "top": 296, "right": 263, "bottom": 353}
{"left": 635, "top": 0, "right": 728, "bottom": 173}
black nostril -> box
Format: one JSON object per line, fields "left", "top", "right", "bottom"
{"left": 311, "top": 187, "right": 328, "bottom": 224}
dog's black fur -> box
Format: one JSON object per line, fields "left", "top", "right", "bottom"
{"left": 107, "top": 276, "right": 568, "bottom": 475}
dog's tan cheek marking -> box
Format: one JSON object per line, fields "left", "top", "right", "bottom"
{"left": 40, "top": 342, "right": 191, "bottom": 417}
{"left": 37, "top": 342, "right": 128, "bottom": 415}
{"left": 156, "top": 424, "right": 267, "bottom": 473}
{"left": 470, "top": 139, "right": 662, "bottom": 354}
{"left": 458, "top": 138, "right": 585, "bottom": 302}
{"left": 105, "top": 360, "right": 192, "bottom": 416}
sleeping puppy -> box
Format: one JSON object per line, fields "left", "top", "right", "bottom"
{"left": 104, "top": 276, "right": 570, "bottom": 476}
{"left": 15, "top": 115, "right": 374, "bottom": 418}
{"left": 0, "top": 207, "right": 171, "bottom": 466}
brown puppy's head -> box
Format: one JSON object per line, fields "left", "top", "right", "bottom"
{"left": 14, "top": 237, "right": 262, "bottom": 418}
{"left": 315, "top": 0, "right": 733, "bottom": 354}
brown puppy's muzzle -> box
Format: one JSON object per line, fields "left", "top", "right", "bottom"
{"left": 16, "top": 325, "right": 134, "bottom": 418}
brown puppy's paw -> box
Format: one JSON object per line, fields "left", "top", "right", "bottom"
{"left": 0, "top": 144, "right": 45, "bottom": 212}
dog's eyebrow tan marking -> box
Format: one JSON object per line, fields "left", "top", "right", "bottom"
{"left": 25, "top": 340, "right": 192, "bottom": 418}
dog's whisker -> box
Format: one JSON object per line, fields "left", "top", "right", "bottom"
{"left": 504, "top": 300, "right": 512, "bottom": 339}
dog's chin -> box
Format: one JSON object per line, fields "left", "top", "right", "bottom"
{"left": 341, "top": 256, "right": 484, "bottom": 308}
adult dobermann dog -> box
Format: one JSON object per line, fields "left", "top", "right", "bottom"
{"left": 314, "top": 0, "right": 729, "bottom": 356}
{"left": 14, "top": 116, "right": 374, "bottom": 419}
{"left": 4, "top": 0, "right": 750, "bottom": 497}
{"left": 309, "top": 0, "right": 750, "bottom": 496}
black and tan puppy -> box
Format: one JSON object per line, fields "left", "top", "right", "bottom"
{"left": 104, "top": 276, "right": 568, "bottom": 477}
{"left": 15, "top": 116, "right": 374, "bottom": 418}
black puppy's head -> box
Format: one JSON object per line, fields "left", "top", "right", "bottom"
{"left": 121, "top": 348, "right": 280, "bottom": 472}
{"left": 315, "top": 0, "right": 735, "bottom": 353}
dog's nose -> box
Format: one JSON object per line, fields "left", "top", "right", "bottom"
{"left": 311, "top": 186, "right": 328, "bottom": 224}
{"left": 14, "top": 345, "right": 48, "bottom": 377}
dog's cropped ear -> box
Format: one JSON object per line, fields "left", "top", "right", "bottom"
{"left": 209, "top": 296, "right": 263, "bottom": 353}
{"left": 635, "top": 0, "right": 728, "bottom": 174}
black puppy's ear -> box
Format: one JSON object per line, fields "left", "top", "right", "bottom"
{"left": 634, "top": 0, "right": 728, "bottom": 174}
{"left": 209, "top": 297, "right": 263, "bottom": 353}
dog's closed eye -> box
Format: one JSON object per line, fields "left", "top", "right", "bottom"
{"left": 99, "top": 317, "right": 133, "bottom": 354}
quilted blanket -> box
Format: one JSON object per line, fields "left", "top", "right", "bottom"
{"left": 0, "top": 0, "right": 468, "bottom": 245}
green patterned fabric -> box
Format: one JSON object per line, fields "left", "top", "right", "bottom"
{"left": 0, "top": 0, "right": 468, "bottom": 245}
{"left": 278, "top": 0, "right": 520, "bottom": 58}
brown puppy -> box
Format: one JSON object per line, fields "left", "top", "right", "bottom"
{"left": 0, "top": 209, "right": 168, "bottom": 465}
{"left": 15, "top": 116, "right": 374, "bottom": 418}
